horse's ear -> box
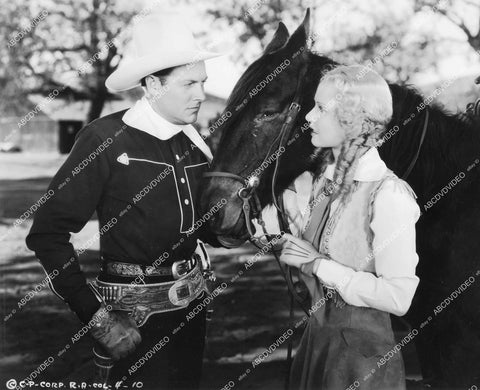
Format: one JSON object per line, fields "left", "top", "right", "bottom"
{"left": 285, "top": 8, "right": 310, "bottom": 53}
{"left": 264, "top": 22, "right": 290, "bottom": 54}
{"left": 302, "top": 8, "right": 311, "bottom": 36}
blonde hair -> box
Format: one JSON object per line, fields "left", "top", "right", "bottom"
{"left": 316, "top": 65, "right": 393, "bottom": 204}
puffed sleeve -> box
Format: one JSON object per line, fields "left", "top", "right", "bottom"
{"left": 256, "top": 171, "right": 313, "bottom": 237}
{"left": 314, "top": 179, "right": 420, "bottom": 316}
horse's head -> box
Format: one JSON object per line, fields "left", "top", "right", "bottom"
{"left": 201, "top": 10, "right": 335, "bottom": 246}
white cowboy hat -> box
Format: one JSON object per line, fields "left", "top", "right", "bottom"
{"left": 105, "top": 12, "right": 224, "bottom": 92}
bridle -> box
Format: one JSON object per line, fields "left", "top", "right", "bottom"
{"left": 202, "top": 115, "right": 297, "bottom": 240}
{"left": 203, "top": 66, "right": 309, "bottom": 388}
{"left": 203, "top": 64, "right": 308, "bottom": 244}
{"left": 203, "top": 64, "right": 310, "bottom": 312}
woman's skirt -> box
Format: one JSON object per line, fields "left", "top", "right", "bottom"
{"left": 290, "top": 282, "right": 406, "bottom": 390}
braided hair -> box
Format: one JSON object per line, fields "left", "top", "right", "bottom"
{"left": 313, "top": 65, "right": 393, "bottom": 205}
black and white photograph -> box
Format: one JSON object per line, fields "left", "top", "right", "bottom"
{"left": 1, "top": 0, "right": 479, "bottom": 389}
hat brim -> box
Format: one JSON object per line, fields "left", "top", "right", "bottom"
{"left": 106, "top": 50, "right": 223, "bottom": 92}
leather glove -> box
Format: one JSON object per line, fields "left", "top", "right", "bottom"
{"left": 279, "top": 233, "right": 328, "bottom": 275}
{"left": 89, "top": 304, "right": 142, "bottom": 361}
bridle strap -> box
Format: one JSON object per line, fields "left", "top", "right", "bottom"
{"left": 203, "top": 63, "right": 309, "bottom": 242}
{"left": 203, "top": 63, "right": 312, "bottom": 329}
{"left": 203, "top": 171, "right": 262, "bottom": 237}
{"left": 271, "top": 64, "right": 309, "bottom": 218}
{"left": 402, "top": 108, "right": 429, "bottom": 180}
{"left": 203, "top": 171, "right": 245, "bottom": 182}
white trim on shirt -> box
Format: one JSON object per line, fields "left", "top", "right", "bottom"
{"left": 122, "top": 96, "right": 213, "bottom": 162}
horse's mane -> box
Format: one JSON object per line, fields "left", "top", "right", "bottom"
{"left": 301, "top": 51, "right": 480, "bottom": 200}
{"left": 225, "top": 54, "right": 273, "bottom": 114}
{"left": 380, "top": 83, "right": 480, "bottom": 196}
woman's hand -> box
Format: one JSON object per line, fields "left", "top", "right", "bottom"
{"left": 279, "top": 233, "right": 326, "bottom": 270}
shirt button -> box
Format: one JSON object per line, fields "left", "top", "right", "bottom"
{"left": 181, "top": 178, "right": 186, "bottom": 184}
{"left": 184, "top": 199, "right": 189, "bottom": 205}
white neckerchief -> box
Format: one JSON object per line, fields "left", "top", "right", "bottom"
{"left": 324, "top": 148, "right": 387, "bottom": 182}
{"left": 122, "top": 96, "right": 213, "bottom": 162}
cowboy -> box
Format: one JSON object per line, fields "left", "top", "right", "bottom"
{"left": 26, "top": 11, "right": 223, "bottom": 389}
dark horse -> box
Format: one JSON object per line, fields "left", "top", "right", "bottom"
{"left": 201, "top": 10, "right": 480, "bottom": 388}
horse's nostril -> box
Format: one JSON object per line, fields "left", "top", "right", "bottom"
{"left": 203, "top": 200, "right": 224, "bottom": 227}
{"left": 208, "top": 209, "right": 218, "bottom": 224}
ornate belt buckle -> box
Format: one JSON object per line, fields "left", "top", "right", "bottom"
{"left": 168, "top": 280, "right": 191, "bottom": 306}
{"left": 145, "top": 266, "right": 155, "bottom": 276}
{"left": 172, "top": 259, "right": 194, "bottom": 279}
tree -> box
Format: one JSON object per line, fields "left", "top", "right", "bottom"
{"left": 2, "top": 0, "right": 143, "bottom": 122}
{"left": 415, "top": 0, "right": 480, "bottom": 52}
{"left": 205, "top": 0, "right": 476, "bottom": 86}
{"left": 307, "top": 0, "right": 447, "bottom": 85}
{"left": 205, "top": 0, "right": 307, "bottom": 67}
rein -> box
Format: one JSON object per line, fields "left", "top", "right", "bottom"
{"left": 203, "top": 94, "right": 308, "bottom": 310}
{"left": 401, "top": 109, "right": 429, "bottom": 180}
{"left": 203, "top": 64, "right": 308, "bottom": 390}
{"left": 203, "top": 63, "right": 308, "bottom": 246}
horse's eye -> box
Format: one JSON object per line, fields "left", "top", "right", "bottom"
{"left": 260, "top": 111, "right": 277, "bottom": 120}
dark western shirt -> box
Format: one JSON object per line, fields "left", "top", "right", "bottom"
{"left": 26, "top": 109, "right": 217, "bottom": 323}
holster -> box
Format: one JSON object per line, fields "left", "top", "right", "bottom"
{"left": 90, "top": 262, "right": 206, "bottom": 327}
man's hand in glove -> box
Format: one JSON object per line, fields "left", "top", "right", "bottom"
{"left": 89, "top": 305, "right": 142, "bottom": 361}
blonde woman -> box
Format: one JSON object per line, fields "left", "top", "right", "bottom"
{"left": 279, "top": 65, "right": 420, "bottom": 390}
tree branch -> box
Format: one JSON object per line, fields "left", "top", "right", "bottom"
{"left": 46, "top": 45, "right": 90, "bottom": 52}
{"left": 436, "top": 8, "right": 474, "bottom": 41}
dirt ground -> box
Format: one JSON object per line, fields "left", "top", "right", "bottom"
{"left": 0, "top": 153, "right": 422, "bottom": 390}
